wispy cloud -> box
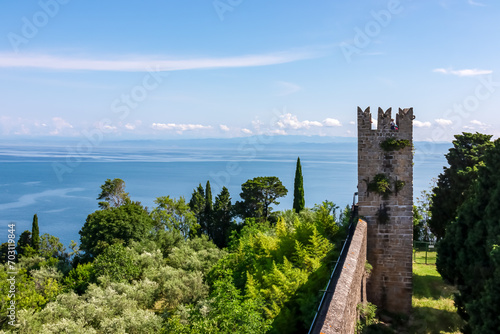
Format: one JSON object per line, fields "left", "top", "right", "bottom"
{"left": 433, "top": 68, "right": 492, "bottom": 77}
{"left": 0, "top": 50, "right": 318, "bottom": 72}
{"left": 275, "top": 81, "right": 301, "bottom": 96}
{"left": 152, "top": 123, "right": 212, "bottom": 132}
{"left": 470, "top": 119, "right": 486, "bottom": 126}
{"left": 468, "top": 0, "right": 486, "bottom": 6}
{"left": 219, "top": 124, "right": 230, "bottom": 132}
{"left": 276, "top": 113, "right": 322, "bottom": 130}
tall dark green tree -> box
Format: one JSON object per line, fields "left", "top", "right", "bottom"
{"left": 97, "top": 178, "right": 130, "bottom": 209}
{"left": 429, "top": 132, "right": 493, "bottom": 240}
{"left": 17, "top": 230, "right": 32, "bottom": 257}
{"left": 31, "top": 214, "right": 40, "bottom": 252}
{"left": 213, "top": 187, "right": 234, "bottom": 248}
{"left": 189, "top": 183, "right": 205, "bottom": 230}
{"left": 235, "top": 176, "right": 288, "bottom": 222}
{"left": 293, "top": 157, "right": 305, "bottom": 213}
{"left": 436, "top": 138, "right": 500, "bottom": 333}
{"left": 204, "top": 181, "right": 214, "bottom": 238}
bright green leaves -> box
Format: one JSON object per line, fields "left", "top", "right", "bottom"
{"left": 151, "top": 196, "right": 199, "bottom": 239}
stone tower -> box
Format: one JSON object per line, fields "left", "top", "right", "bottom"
{"left": 357, "top": 106, "right": 413, "bottom": 315}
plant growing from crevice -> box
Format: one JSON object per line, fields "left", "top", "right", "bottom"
{"left": 377, "top": 205, "right": 390, "bottom": 224}
{"left": 365, "top": 261, "right": 373, "bottom": 277}
{"left": 367, "top": 174, "right": 392, "bottom": 199}
{"left": 380, "top": 138, "right": 411, "bottom": 152}
{"left": 356, "top": 302, "right": 378, "bottom": 334}
{"left": 395, "top": 180, "right": 406, "bottom": 194}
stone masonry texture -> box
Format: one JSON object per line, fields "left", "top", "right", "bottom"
{"left": 312, "top": 219, "right": 368, "bottom": 334}
{"left": 357, "top": 106, "right": 413, "bottom": 315}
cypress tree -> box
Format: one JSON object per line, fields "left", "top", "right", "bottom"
{"left": 31, "top": 214, "right": 40, "bottom": 251}
{"left": 204, "top": 181, "right": 213, "bottom": 238}
{"left": 293, "top": 157, "right": 305, "bottom": 213}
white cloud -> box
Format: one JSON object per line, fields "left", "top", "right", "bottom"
{"left": 0, "top": 50, "right": 318, "bottom": 72}
{"left": 270, "top": 129, "right": 287, "bottom": 135}
{"left": 349, "top": 121, "right": 355, "bottom": 125}
{"left": 435, "top": 118, "right": 453, "bottom": 126}
{"left": 219, "top": 124, "right": 230, "bottom": 132}
{"left": 276, "top": 113, "right": 323, "bottom": 130}
{"left": 124, "top": 123, "right": 136, "bottom": 130}
{"left": 470, "top": 119, "right": 486, "bottom": 126}
{"left": 414, "top": 120, "right": 432, "bottom": 128}
{"left": 275, "top": 81, "right": 301, "bottom": 96}
{"left": 433, "top": 68, "right": 492, "bottom": 77}
{"left": 152, "top": 123, "right": 212, "bottom": 132}
{"left": 241, "top": 128, "right": 253, "bottom": 135}
{"left": 323, "top": 118, "right": 342, "bottom": 127}
{"left": 101, "top": 125, "right": 117, "bottom": 132}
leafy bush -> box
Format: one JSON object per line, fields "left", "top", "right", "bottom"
{"left": 93, "top": 243, "right": 140, "bottom": 283}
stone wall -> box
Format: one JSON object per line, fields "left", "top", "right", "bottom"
{"left": 357, "top": 107, "right": 413, "bottom": 315}
{"left": 312, "top": 219, "right": 368, "bottom": 334}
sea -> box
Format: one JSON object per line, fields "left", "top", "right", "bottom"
{"left": 0, "top": 136, "right": 451, "bottom": 248}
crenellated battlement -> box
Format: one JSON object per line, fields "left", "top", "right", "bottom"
{"left": 357, "top": 106, "right": 414, "bottom": 134}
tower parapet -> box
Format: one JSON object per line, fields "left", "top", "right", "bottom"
{"left": 357, "top": 106, "right": 414, "bottom": 315}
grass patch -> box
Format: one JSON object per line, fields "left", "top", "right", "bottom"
{"left": 413, "top": 250, "right": 436, "bottom": 265}
{"left": 409, "top": 263, "right": 464, "bottom": 334}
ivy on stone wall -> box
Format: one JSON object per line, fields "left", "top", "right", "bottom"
{"left": 380, "top": 138, "right": 411, "bottom": 151}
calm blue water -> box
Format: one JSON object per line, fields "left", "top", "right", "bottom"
{"left": 0, "top": 138, "right": 450, "bottom": 248}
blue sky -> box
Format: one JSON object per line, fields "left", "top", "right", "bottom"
{"left": 1, "top": 0, "right": 499, "bottom": 141}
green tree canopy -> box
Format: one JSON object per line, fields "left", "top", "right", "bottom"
{"left": 17, "top": 230, "right": 33, "bottom": 257}
{"left": 429, "top": 132, "right": 493, "bottom": 240}
{"left": 437, "top": 138, "right": 500, "bottom": 333}
{"left": 413, "top": 188, "right": 434, "bottom": 242}
{"left": 293, "top": 157, "right": 305, "bottom": 213}
{"left": 235, "top": 176, "right": 288, "bottom": 221}
{"left": 79, "top": 201, "right": 153, "bottom": 258}
{"left": 93, "top": 243, "right": 141, "bottom": 283}
{"left": 97, "top": 178, "right": 130, "bottom": 209}
{"left": 151, "top": 196, "right": 199, "bottom": 239}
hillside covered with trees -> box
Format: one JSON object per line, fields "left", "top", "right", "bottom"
{"left": 0, "top": 159, "right": 350, "bottom": 333}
